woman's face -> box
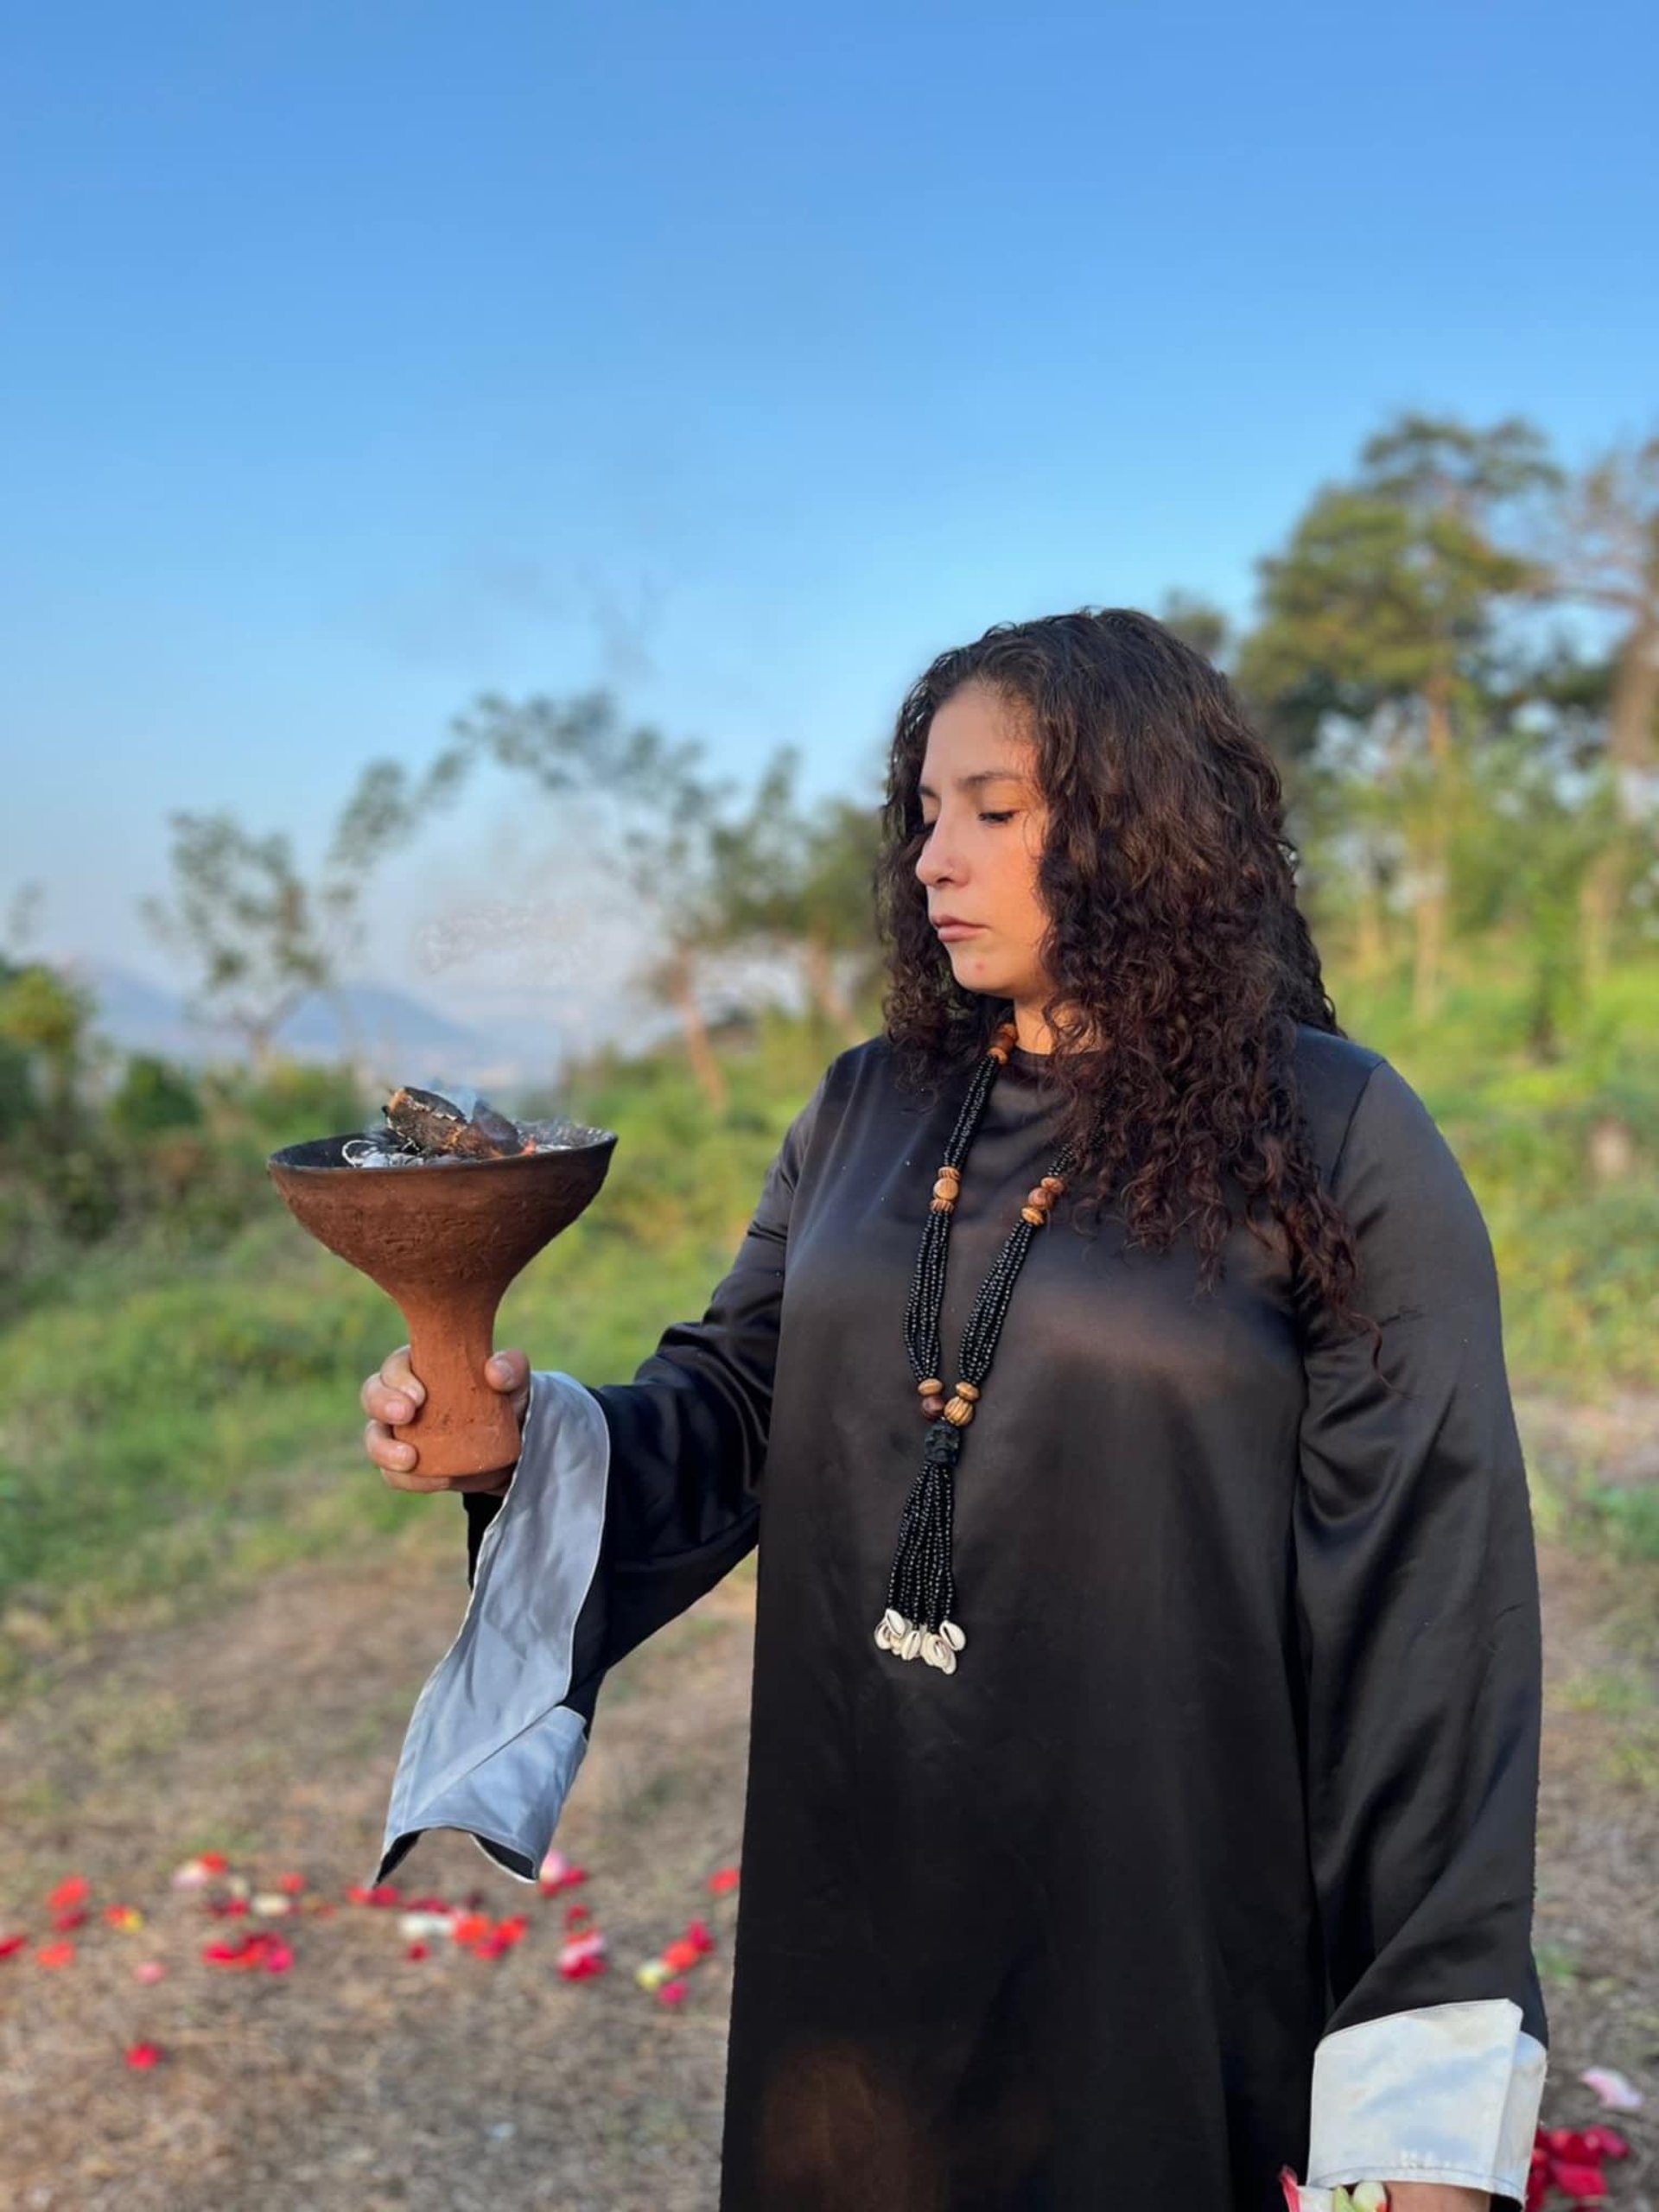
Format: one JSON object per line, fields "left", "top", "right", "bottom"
{"left": 914, "top": 683, "right": 1055, "bottom": 1019}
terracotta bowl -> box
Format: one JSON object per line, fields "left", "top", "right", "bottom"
{"left": 267, "top": 1126, "right": 617, "bottom": 1479}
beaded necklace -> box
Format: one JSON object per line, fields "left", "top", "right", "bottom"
{"left": 874, "top": 1018, "right": 1079, "bottom": 1675}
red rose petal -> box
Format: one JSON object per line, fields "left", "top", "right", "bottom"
{"left": 1551, "top": 2164, "right": 1606, "bottom": 2199}
{"left": 124, "top": 2043, "right": 164, "bottom": 2070}
{"left": 0, "top": 1934, "right": 28, "bottom": 1961}
{"left": 35, "top": 1941, "right": 76, "bottom": 1968}
{"left": 48, "top": 1876, "right": 88, "bottom": 1913}
{"left": 1580, "top": 2126, "right": 1631, "bottom": 2159}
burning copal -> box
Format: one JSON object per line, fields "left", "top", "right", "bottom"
{"left": 267, "top": 1088, "right": 617, "bottom": 1479}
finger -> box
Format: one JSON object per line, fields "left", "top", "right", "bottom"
{"left": 379, "top": 1345, "right": 426, "bottom": 1409}
{"left": 366, "top": 1378, "right": 420, "bottom": 1427}
{"left": 365, "top": 1417, "right": 426, "bottom": 1481}
{"left": 486, "top": 1347, "right": 529, "bottom": 1393}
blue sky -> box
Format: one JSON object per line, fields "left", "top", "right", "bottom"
{"left": 3, "top": 0, "right": 1656, "bottom": 1048}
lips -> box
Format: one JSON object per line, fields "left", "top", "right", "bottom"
{"left": 933, "top": 918, "right": 983, "bottom": 938}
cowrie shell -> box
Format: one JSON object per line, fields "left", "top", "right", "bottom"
{"left": 874, "top": 1618, "right": 897, "bottom": 1652}
{"left": 940, "top": 1619, "right": 966, "bottom": 1651}
{"left": 883, "top": 1609, "right": 909, "bottom": 1637}
{"left": 899, "top": 1626, "right": 923, "bottom": 1662}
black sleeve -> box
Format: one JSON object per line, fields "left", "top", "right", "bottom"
{"left": 461, "top": 1066, "right": 832, "bottom": 1666}
{"left": 1292, "top": 1058, "right": 1548, "bottom": 2193}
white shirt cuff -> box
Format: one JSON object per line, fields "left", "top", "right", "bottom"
{"left": 1304, "top": 1996, "right": 1548, "bottom": 2202}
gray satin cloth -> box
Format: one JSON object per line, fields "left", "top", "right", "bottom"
{"left": 375, "top": 1025, "right": 1549, "bottom": 2209}
{"left": 376, "top": 1370, "right": 607, "bottom": 1884}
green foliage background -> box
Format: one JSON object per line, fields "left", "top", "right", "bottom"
{"left": 0, "top": 974, "right": 1653, "bottom": 1686}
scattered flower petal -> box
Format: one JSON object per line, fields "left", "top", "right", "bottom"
{"left": 656, "top": 1978, "right": 689, "bottom": 2008}
{"left": 1580, "top": 2065, "right": 1643, "bottom": 2112}
{"left": 50, "top": 1908, "right": 88, "bottom": 1932}
{"left": 48, "top": 1876, "right": 88, "bottom": 1913}
{"left": 406, "top": 1941, "right": 430, "bottom": 1962}
{"left": 103, "top": 1905, "right": 145, "bottom": 1932}
{"left": 134, "top": 1961, "right": 167, "bottom": 1984}
{"left": 556, "top": 1929, "right": 608, "bottom": 1981}
{"left": 124, "top": 2042, "right": 164, "bottom": 2070}
{"left": 537, "top": 1850, "right": 588, "bottom": 1896}
{"left": 276, "top": 1872, "right": 307, "bottom": 1895}
{"left": 35, "top": 1941, "right": 76, "bottom": 1968}
{"left": 398, "top": 1911, "right": 455, "bottom": 1942}
{"left": 201, "top": 1931, "right": 293, "bottom": 1974}
{"left": 0, "top": 1933, "right": 28, "bottom": 1961}
{"left": 708, "top": 1866, "right": 741, "bottom": 1895}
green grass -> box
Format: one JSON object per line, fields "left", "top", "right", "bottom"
{"left": 0, "top": 1012, "right": 829, "bottom": 1678}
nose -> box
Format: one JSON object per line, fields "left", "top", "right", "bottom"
{"left": 914, "top": 818, "right": 959, "bottom": 891}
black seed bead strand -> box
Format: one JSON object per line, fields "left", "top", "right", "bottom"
{"left": 882, "top": 1020, "right": 1079, "bottom": 1649}
{"left": 902, "top": 1043, "right": 1001, "bottom": 1389}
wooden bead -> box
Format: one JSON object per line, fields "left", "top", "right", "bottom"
{"left": 1020, "top": 1205, "right": 1046, "bottom": 1227}
{"left": 987, "top": 1046, "right": 1009, "bottom": 1065}
{"left": 1025, "top": 1186, "right": 1051, "bottom": 1211}
{"left": 942, "top": 1396, "right": 975, "bottom": 1427}
{"left": 917, "top": 1378, "right": 944, "bottom": 1397}
{"left": 1039, "top": 1175, "right": 1065, "bottom": 1196}
{"left": 954, "top": 1381, "right": 981, "bottom": 1402}
{"left": 920, "top": 1395, "right": 947, "bottom": 1418}
{"left": 930, "top": 1196, "right": 955, "bottom": 1215}
{"left": 932, "top": 1177, "right": 958, "bottom": 1201}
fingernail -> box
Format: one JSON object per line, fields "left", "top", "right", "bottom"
{"left": 387, "top": 1397, "right": 410, "bottom": 1421}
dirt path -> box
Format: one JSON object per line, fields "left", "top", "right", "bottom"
{"left": 1, "top": 1406, "right": 1655, "bottom": 2211}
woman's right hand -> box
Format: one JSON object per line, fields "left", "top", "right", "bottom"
{"left": 360, "top": 1344, "right": 531, "bottom": 1497}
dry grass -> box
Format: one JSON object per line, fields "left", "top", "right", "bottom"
{"left": 0, "top": 1398, "right": 1654, "bottom": 2211}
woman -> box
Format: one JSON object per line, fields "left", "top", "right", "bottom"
{"left": 360, "top": 608, "right": 1548, "bottom": 2211}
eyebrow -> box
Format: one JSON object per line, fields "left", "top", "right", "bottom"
{"left": 916, "top": 770, "right": 1028, "bottom": 801}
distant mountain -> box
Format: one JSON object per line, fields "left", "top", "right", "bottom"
{"left": 67, "top": 960, "right": 556, "bottom": 1092}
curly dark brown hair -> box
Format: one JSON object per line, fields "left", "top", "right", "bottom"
{"left": 873, "top": 605, "right": 1380, "bottom": 1356}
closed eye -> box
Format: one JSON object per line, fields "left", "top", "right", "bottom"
{"left": 918, "top": 810, "right": 1017, "bottom": 833}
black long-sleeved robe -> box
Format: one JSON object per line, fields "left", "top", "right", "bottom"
{"left": 377, "top": 1024, "right": 1549, "bottom": 2209}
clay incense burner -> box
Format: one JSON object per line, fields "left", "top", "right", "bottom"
{"left": 266, "top": 1119, "right": 617, "bottom": 1479}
